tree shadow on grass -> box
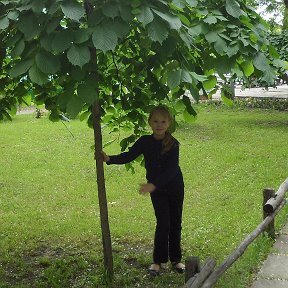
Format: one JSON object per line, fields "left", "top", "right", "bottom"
{"left": 228, "top": 118, "right": 288, "bottom": 130}
{"left": 0, "top": 241, "right": 185, "bottom": 288}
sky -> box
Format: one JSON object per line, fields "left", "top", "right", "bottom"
{"left": 256, "top": 5, "right": 283, "bottom": 24}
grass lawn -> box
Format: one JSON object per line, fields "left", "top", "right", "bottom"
{"left": 0, "top": 104, "right": 288, "bottom": 288}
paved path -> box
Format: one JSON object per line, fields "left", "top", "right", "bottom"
{"left": 250, "top": 223, "right": 288, "bottom": 288}
{"left": 211, "top": 84, "right": 288, "bottom": 99}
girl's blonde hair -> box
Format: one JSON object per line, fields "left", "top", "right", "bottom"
{"left": 148, "top": 106, "right": 176, "bottom": 154}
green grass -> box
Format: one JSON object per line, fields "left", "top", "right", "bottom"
{"left": 0, "top": 105, "right": 288, "bottom": 288}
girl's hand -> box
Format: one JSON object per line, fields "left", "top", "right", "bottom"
{"left": 95, "top": 151, "right": 110, "bottom": 162}
{"left": 101, "top": 151, "right": 110, "bottom": 162}
{"left": 139, "top": 183, "right": 156, "bottom": 195}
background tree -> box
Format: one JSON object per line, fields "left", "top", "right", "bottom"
{"left": 0, "top": 0, "right": 286, "bottom": 279}
{"left": 245, "top": 0, "right": 288, "bottom": 85}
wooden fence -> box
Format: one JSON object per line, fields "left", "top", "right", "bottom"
{"left": 183, "top": 177, "right": 288, "bottom": 288}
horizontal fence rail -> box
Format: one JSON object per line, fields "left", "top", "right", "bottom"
{"left": 183, "top": 177, "right": 288, "bottom": 288}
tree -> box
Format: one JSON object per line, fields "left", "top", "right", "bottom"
{"left": 0, "top": 0, "right": 285, "bottom": 279}
{"left": 246, "top": 0, "right": 288, "bottom": 29}
{"left": 245, "top": 0, "right": 288, "bottom": 85}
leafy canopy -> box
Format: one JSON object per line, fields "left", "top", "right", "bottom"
{"left": 0, "top": 0, "right": 285, "bottom": 143}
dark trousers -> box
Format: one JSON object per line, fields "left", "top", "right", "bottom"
{"left": 150, "top": 187, "right": 184, "bottom": 264}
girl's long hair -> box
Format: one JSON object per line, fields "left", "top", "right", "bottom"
{"left": 148, "top": 106, "right": 176, "bottom": 154}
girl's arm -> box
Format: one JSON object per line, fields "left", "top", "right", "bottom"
{"left": 105, "top": 137, "right": 144, "bottom": 165}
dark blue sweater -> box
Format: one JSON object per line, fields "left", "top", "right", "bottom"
{"left": 107, "top": 135, "right": 184, "bottom": 191}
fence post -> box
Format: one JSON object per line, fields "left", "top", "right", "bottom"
{"left": 263, "top": 188, "right": 275, "bottom": 238}
{"left": 185, "top": 256, "right": 200, "bottom": 283}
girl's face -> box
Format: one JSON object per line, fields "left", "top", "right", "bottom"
{"left": 149, "top": 112, "right": 170, "bottom": 139}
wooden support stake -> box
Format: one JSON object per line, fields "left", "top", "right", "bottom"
{"left": 185, "top": 256, "right": 200, "bottom": 282}
{"left": 263, "top": 188, "right": 275, "bottom": 238}
{"left": 263, "top": 178, "right": 288, "bottom": 213}
{"left": 184, "top": 257, "right": 216, "bottom": 288}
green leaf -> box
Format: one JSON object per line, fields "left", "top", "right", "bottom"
{"left": 167, "top": 69, "right": 193, "bottom": 89}
{"left": 32, "top": 2, "right": 45, "bottom": 13}
{"left": 67, "top": 45, "right": 90, "bottom": 68}
{"left": 22, "top": 94, "right": 32, "bottom": 106}
{"left": 40, "top": 34, "right": 54, "bottom": 51}
{"left": 29, "top": 64, "right": 48, "bottom": 85}
{"left": 221, "top": 94, "right": 234, "bottom": 106}
{"left": 8, "top": 105, "right": 17, "bottom": 116}
{"left": 74, "top": 29, "right": 91, "bottom": 44}
{"left": 147, "top": 18, "right": 169, "bottom": 44}
{"left": 204, "top": 15, "right": 217, "bottom": 24}
{"left": 214, "top": 37, "right": 227, "bottom": 54}
{"left": 66, "top": 96, "right": 83, "bottom": 119}
{"left": 102, "top": 2, "right": 119, "bottom": 19}
{"left": 249, "top": 33, "right": 258, "bottom": 43}
{"left": 103, "top": 139, "right": 116, "bottom": 148}
{"left": 46, "top": 17, "right": 61, "bottom": 34}
{"left": 253, "top": 52, "right": 270, "bottom": 72}
{"left": 60, "top": 2, "right": 85, "bottom": 22}
{"left": 178, "top": 14, "right": 190, "bottom": 26}
{"left": 182, "top": 95, "right": 197, "bottom": 116}
{"left": 219, "top": 33, "right": 232, "bottom": 41}
{"left": 48, "top": 110, "right": 60, "bottom": 122}
{"left": 179, "top": 30, "right": 194, "bottom": 48}
{"left": 48, "top": 2, "right": 60, "bottom": 15}
{"left": 226, "top": 43, "right": 239, "bottom": 57}
{"left": 71, "top": 66, "right": 86, "bottom": 81}
{"left": 10, "top": 58, "right": 34, "bottom": 78}
{"left": 52, "top": 30, "right": 74, "bottom": 53}
{"left": 226, "top": 0, "right": 243, "bottom": 18}
{"left": 36, "top": 51, "right": 61, "bottom": 74}
{"left": 240, "top": 60, "right": 254, "bottom": 77}
{"left": 107, "top": 19, "right": 130, "bottom": 39}
{"left": 186, "top": 0, "right": 198, "bottom": 7}
{"left": 167, "top": 70, "right": 181, "bottom": 89}
{"left": 131, "top": 0, "right": 141, "bottom": 8}
{"left": 183, "top": 109, "right": 196, "bottom": 123}
{"left": 0, "top": 16, "right": 9, "bottom": 30}
{"left": 136, "top": 6, "right": 154, "bottom": 26}
{"left": 119, "top": 4, "right": 133, "bottom": 21}
{"left": 6, "top": 33, "right": 21, "bottom": 47}
{"left": 7, "top": 11, "right": 19, "bottom": 20}
{"left": 10, "top": 39, "right": 25, "bottom": 58}
{"left": 190, "top": 72, "right": 207, "bottom": 82}
{"left": 92, "top": 25, "right": 118, "bottom": 53}
{"left": 205, "top": 31, "right": 220, "bottom": 43}
{"left": 57, "top": 84, "right": 75, "bottom": 110}
{"left": 79, "top": 110, "right": 90, "bottom": 122}
{"left": 262, "top": 69, "right": 276, "bottom": 86}
{"left": 152, "top": 9, "right": 182, "bottom": 30}
{"left": 17, "top": 14, "right": 41, "bottom": 41}
{"left": 172, "top": 0, "right": 186, "bottom": 9}
{"left": 268, "top": 45, "right": 279, "bottom": 59}
{"left": 189, "top": 85, "right": 200, "bottom": 101}
{"left": 273, "top": 59, "right": 288, "bottom": 69}
{"left": 181, "top": 70, "right": 193, "bottom": 84}
{"left": 203, "top": 76, "right": 217, "bottom": 90}
{"left": 77, "top": 83, "right": 98, "bottom": 105}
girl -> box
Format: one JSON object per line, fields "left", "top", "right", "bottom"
{"left": 102, "top": 106, "right": 185, "bottom": 276}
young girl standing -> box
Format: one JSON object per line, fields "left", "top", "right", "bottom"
{"left": 102, "top": 106, "right": 185, "bottom": 276}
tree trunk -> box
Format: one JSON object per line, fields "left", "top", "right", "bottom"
{"left": 84, "top": 0, "right": 113, "bottom": 279}
{"left": 92, "top": 101, "right": 113, "bottom": 278}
